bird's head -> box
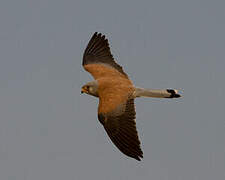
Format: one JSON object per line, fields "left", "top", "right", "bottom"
{"left": 81, "top": 81, "right": 99, "bottom": 97}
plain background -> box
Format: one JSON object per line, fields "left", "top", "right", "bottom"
{"left": 0, "top": 0, "right": 224, "bottom": 180}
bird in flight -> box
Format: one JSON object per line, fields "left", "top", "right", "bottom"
{"left": 81, "top": 32, "right": 181, "bottom": 161}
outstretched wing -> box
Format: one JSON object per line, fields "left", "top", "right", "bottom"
{"left": 98, "top": 98, "right": 143, "bottom": 161}
{"left": 83, "top": 32, "right": 128, "bottom": 79}
{"left": 83, "top": 33, "right": 142, "bottom": 160}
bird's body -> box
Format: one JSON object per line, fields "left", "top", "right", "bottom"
{"left": 98, "top": 77, "right": 134, "bottom": 114}
{"left": 81, "top": 32, "right": 181, "bottom": 161}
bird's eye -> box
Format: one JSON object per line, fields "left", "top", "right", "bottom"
{"left": 89, "top": 86, "right": 93, "bottom": 92}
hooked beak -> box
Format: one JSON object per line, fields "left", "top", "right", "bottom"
{"left": 81, "top": 87, "right": 87, "bottom": 94}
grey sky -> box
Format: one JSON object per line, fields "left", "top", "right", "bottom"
{"left": 0, "top": 0, "right": 224, "bottom": 179}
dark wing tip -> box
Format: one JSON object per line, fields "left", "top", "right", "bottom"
{"left": 107, "top": 127, "right": 143, "bottom": 161}
{"left": 131, "top": 148, "right": 143, "bottom": 161}
{"left": 135, "top": 154, "right": 143, "bottom": 161}
{"left": 82, "top": 32, "right": 128, "bottom": 77}
{"left": 98, "top": 99, "right": 143, "bottom": 161}
{"left": 83, "top": 32, "right": 111, "bottom": 66}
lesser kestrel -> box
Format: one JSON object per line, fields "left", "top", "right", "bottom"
{"left": 81, "top": 32, "right": 181, "bottom": 161}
